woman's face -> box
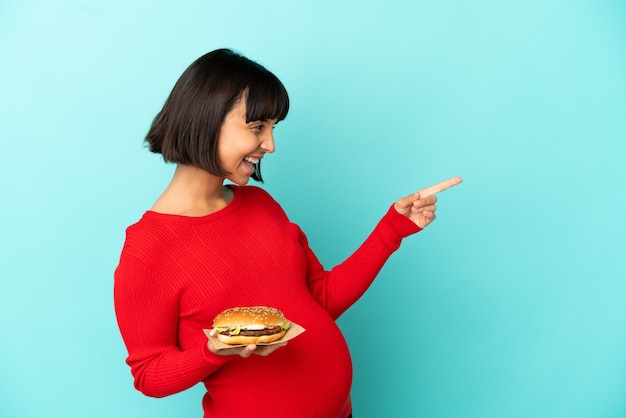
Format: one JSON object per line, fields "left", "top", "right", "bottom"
{"left": 217, "top": 97, "right": 278, "bottom": 185}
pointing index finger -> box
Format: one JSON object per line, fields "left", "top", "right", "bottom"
{"left": 418, "top": 176, "right": 462, "bottom": 197}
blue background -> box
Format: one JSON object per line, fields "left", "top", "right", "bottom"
{"left": 1, "top": 1, "right": 625, "bottom": 417}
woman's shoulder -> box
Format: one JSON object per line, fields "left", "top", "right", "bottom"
{"left": 235, "top": 185, "right": 289, "bottom": 217}
{"left": 237, "top": 184, "right": 271, "bottom": 197}
{"left": 236, "top": 185, "right": 280, "bottom": 205}
{"left": 118, "top": 212, "right": 180, "bottom": 260}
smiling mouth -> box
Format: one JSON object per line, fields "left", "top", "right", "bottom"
{"left": 244, "top": 157, "right": 260, "bottom": 176}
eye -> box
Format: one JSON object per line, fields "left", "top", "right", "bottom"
{"left": 249, "top": 120, "right": 278, "bottom": 132}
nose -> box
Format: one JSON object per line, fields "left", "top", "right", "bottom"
{"left": 260, "top": 131, "right": 275, "bottom": 153}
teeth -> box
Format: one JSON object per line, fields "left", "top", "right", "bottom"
{"left": 245, "top": 157, "right": 259, "bottom": 164}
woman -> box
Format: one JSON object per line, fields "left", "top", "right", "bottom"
{"left": 114, "top": 48, "right": 461, "bottom": 418}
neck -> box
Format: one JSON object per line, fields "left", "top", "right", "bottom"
{"left": 151, "top": 165, "right": 233, "bottom": 216}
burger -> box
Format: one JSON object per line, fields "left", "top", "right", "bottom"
{"left": 212, "top": 306, "right": 291, "bottom": 345}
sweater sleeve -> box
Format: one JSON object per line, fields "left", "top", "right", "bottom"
{"left": 113, "top": 253, "right": 231, "bottom": 398}
{"left": 303, "top": 204, "right": 421, "bottom": 319}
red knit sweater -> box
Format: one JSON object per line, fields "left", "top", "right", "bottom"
{"left": 114, "top": 185, "right": 420, "bottom": 418}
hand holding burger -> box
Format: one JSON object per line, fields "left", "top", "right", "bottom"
{"left": 207, "top": 306, "right": 291, "bottom": 357}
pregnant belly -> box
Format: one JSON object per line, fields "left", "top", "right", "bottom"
{"left": 203, "top": 319, "right": 353, "bottom": 418}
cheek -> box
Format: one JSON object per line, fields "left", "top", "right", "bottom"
{"left": 217, "top": 134, "right": 238, "bottom": 158}
{"left": 222, "top": 133, "right": 257, "bottom": 154}
{"left": 217, "top": 137, "right": 251, "bottom": 166}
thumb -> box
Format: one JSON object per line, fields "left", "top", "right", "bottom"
{"left": 395, "top": 191, "right": 420, "bottom": 211}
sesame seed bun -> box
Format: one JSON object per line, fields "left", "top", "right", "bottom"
{"left": 212, "top": 306, "right": 290, "bottom": 345}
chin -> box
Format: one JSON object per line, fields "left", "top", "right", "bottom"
{"left": 228, "top": 176, "right": 251, "bottom": 186}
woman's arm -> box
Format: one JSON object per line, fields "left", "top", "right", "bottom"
{"left": 303, "top": 204, "right": 421, "bottom": 319}
{"left": 303, "top": 176, "right": 462, "bottom": 319}
{"left": 114, "top": 254, "right": 230, "bottom": 398}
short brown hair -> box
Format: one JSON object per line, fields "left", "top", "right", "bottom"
{"left": 145, "top": 49, "right": 289, "bottom": 182}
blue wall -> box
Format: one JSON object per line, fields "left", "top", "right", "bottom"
{"left": 1, "top": 1, "right": 625, "bottom": 417}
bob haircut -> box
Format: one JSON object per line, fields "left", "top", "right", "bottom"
{"left": 145, "top": 48, "right": 290, "bottom": 182}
